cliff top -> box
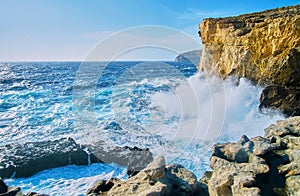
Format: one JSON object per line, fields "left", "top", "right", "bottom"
{"left": 203, "top": 4, "right": 300, "bottom": 24}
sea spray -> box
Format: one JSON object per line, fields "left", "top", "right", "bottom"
{"left": 83, "top": 147, "right": 91, "bottom": 166}
{"left": 148, "top": 73, "right": 284, "bottom": 175}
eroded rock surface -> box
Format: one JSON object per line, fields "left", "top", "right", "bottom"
{"left": 198, "top": 5, "right": 300, "bottom": 86}
{"left": 86, "top": 178, "right": 121, "bottom": 196}
{"left": 202, "top": 116, "right": 300, "bottom": 196}
{"left": 87, "top": 156, "right": 208, "bottom": 196}
{"left": 259, "top": 84, "right": 300, "bottom": 116}
{"left": 0, "top": 138, "right": 88, "bottom": 178}
{"left": 0, "top": 138, "right": 153, "bottom": 179}
{"left": 85, "top": 141, "right": 153, "bottom": 177}
{"left": 264, "top": 117, "right": 300, "bottom": 195}
{"left": 198, "top": 5, "right": 300, "bottom": 116}
{"left": 85, "top": 117, "right": 300, "bottom": 196}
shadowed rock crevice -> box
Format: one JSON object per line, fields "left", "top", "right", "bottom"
{"left": 255, "top": 152, "right": 287, "bottom": 195}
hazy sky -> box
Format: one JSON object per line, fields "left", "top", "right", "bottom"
{"left": 0, "top": 0, "right": 299, "bottom": 61}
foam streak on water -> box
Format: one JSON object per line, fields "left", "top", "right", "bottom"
{"left": 5, "top": 163, "right": 127, "bottom": 196}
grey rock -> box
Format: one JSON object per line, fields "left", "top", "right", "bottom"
{"left": 202, "top": 116, "right": 300, "bottom": 195}
{"left": 25, "top": 192, "right": 49, "bottom": 196}
{"left": 264, "top": 116, "right": 300, "bottom": 139}
{"left": 89, "top": 156, "right": 208, "bottom": 196}
{"left": 85, "top": 141, "right": 153, "bottom": 177}
{"left": 212, "top": 135, "right": 276, "bottom": 164}
{"left": 0, "top": 138, "right": 89, "bottom": 178}
{"left": 260, "top": 85, "right": 300, "bottom": 117}
{"left": 0, "top": 178, "right": 23, "bottom": 196}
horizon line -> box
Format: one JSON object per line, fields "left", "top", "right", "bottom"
{"left": 0, "top": 59, "right": 179, "bottom": 63}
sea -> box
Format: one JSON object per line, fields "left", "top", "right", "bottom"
{"left": 0, "top": 61, "right": 283, "bottom": 195}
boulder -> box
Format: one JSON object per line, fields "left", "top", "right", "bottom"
{"left": 0, "top": 178, "right": 23, "bottom": 196}
{"left": 264, "top": 116, "right": 300, "bottom": 195}
{"left": 25, "top": 192, "right": 49, "bottom": 196}
{"left": 207, "top": 135, "right": 273, "bottom": 196}
{"left": 86, "top": 178, "right": 121, "bottom": 196}
{"left": 88, "top": 156, "right": 208, "bottom": 196}
{"left": 260, "top": 85, "right": 300, "bottom": 116}
{"left": 0, "top": 138, "right": 89, "bottom": 178}
{"left": 264, "top": 116, "right": 300, "bottom": 139}
{"left": 85, "top": 141, "right": 153, "bottom": 177}
{"left": 212, "top": 135, "right": 279, "bottom": 163}
{"left": 200, "top": 116, "right": 300, "bottom": 195}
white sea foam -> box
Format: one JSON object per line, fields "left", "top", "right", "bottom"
{"left": 148, "top": 73, "right": 284, "bottom": 170}
{"left": 5, "top": 163, "right": 127, "bottom": 196}
{"left": 150, "top": 73, "right": 283, "bottom": 142}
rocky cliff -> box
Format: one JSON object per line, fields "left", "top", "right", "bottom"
{"left": 198, "top": 5, "right": 300, "bottom": 116}
{"left": 199, "top": 5, "right": 300, "bottom": 86}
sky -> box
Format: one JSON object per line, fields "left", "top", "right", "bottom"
{"left": 0, "top": 0, "right": 299, "bottom": 61}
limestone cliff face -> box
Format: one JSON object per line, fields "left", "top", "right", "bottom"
{"left": 198, "top": 5, "right": 300, "bottom": 86}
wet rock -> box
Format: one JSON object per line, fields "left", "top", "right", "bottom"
{"left": 0, "top": 136, "right": 153, "bottom": 179}
{"left": 25, "top": 192, "right": 49, "bottom": 196}
{"left": 260, "top": 85, "right": 300, "bottom": 117}
{"left": 0, "top": 178, "right": 23, "bottom": 196}
{"left": 0, "top": 179, "right": 8, "bottom": 194}
{"left": 85, "top": 141, "right": 153, "bottom": 177}
{"left": 89, "top": 156, "right": 208, "bottom": 196}
{"left": 0, "top": 138, "right": 89, "bottom": 178}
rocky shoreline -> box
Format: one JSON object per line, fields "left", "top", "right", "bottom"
{"left": 86, "top": 117, "right": 300, "bottom": 195}
{"left": 1, "top": 117, "right": 300, "bottom": 195}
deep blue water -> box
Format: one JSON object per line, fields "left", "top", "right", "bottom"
{"left": 0, "top": 61, "right": 196, "bottom": 145}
